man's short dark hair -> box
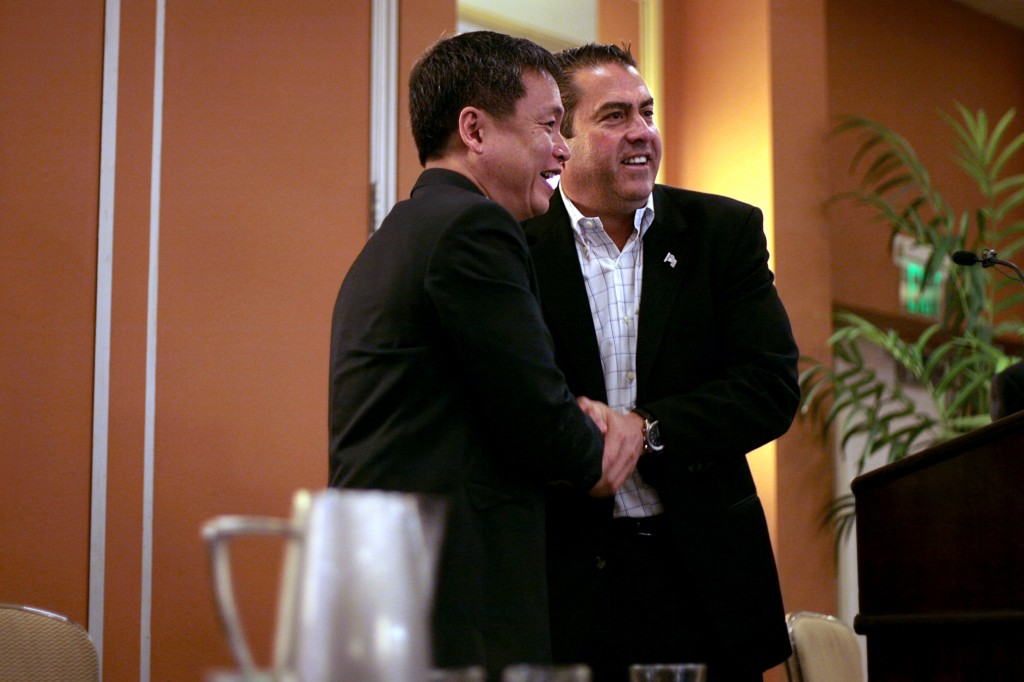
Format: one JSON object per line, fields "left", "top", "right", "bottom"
{"left": 409, "top": 31, "right": 560, "bottom": 166}
{"left": 554, "top": 43, "right": 638, "bottom": 138}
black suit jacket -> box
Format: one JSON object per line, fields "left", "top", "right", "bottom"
{"left": 523, "top": 185, "right": 799, "bottom": 672}
{"left": 329, "top": 169, "right": 604, "bottom": 677}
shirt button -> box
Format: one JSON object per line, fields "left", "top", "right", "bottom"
{"left": 627, "top": 372, "right": 635, "bottom": 381}
{"left": 595, "top": 556, "right": 607, "bottom": 570}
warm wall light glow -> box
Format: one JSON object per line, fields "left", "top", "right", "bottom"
{"left": 638, "top": 0, "right": 663, "bottom": 184}
{"left": 665, "top": 0, "right": 774, "bottom": 242}
{"left": 663, "top": 0, "right": 778, "bottom": 538}
{"left": 748, "top": 443, "right": 778, "bottom": 548}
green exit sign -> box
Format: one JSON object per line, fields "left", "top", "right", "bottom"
{"left": 900, "top": 260, "right": 943, "bottom": 317}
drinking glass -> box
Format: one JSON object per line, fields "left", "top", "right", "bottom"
{"left": 203, "top": 671, "right": 284, "bottom": 682}
{"left": 629, "top": 663, "right": 707, "bottom": 682}
{"left": 430, "top": 665, "right": 487, "bottom": 682}
{"left": 502, "top": 663, "right": 592, "bottom": 682}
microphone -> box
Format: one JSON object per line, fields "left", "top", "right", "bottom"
{"left": 952, "top": 250, "right": 980, "bottom": 266}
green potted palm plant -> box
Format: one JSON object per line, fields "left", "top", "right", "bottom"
{"left": 800, "top": 104, "right": 1024, "bottom": 543}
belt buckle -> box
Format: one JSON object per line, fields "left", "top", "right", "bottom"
{"left": 635, "top": 517, "right": 659, "bottom": 537}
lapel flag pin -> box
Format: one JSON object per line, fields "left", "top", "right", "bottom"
{"left": 664, "top": 252, "right": 678, "bottom": 268}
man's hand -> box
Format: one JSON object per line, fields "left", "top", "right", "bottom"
{"left": 577, "top": 397, "right": 645, "bottom": 497}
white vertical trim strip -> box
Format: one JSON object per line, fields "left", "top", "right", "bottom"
{"left": 370, "top": 0, "right": 398, "bottom": 231}
{"left": 140, "top": 1, "right": 166, "bottom": 680}
{"left": 90, "top": 0, "right": 121, "bottom": 676}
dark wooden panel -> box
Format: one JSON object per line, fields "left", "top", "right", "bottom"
{"left": 852, "top": 410, "right": 1024, "bottom": 681}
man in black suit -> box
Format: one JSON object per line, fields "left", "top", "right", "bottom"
{"left": 523, "top": 44, "right": 800, "bottom": 681}
{"left": 329, "top": 32, "right": 641, "bottom": 680}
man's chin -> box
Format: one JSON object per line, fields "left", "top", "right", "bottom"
{"left": 620, "top": 180, "right": 655, "bottom": 202}
{"left": 530, "top": 191, "right": 554, "bottom": 217}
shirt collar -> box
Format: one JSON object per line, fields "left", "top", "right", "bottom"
{"left": 559, "top": 187, "right": 655, "bottom": 244}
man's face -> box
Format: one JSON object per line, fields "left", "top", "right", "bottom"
{"left": 478, "top": 70, "right": 570, "bottom": 221}
{"left": 559, "top": 63, "right": 662, "bottom": 218}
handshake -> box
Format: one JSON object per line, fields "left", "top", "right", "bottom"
{"left": 576, "top": 397, "right": 646, "bottom": 498}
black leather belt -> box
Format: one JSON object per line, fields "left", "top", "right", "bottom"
{"left": 611, "top": 514, "right": 668, "bottom": 537}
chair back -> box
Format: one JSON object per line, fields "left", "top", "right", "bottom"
{"left": 785, "top": 611, "right": 864, "bottom": 682}
{"left": 0, "top": 604, "right": 99, "bottom": 682}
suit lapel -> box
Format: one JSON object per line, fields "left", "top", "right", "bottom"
{"left": 530, "top": 188, "right": 692, "bottom": 401}
{"left": 526, "top": 199, "right": 608, "bottom": 401}
{"left": 637, "top": 187, "right": 689, "bottom": 390}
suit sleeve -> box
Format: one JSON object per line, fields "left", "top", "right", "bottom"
{"left": 639, "top": 203, "right": 799, "bottom": 474}
{"left": 425, "top": 201, "right": 603, "bottom": 489}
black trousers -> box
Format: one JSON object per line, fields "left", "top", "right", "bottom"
{"left": 551, "top": 516, "right": 763, "bottom": 682}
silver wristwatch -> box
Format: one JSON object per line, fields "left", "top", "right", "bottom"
{"left": 634, "top": 408, "right": 665, "bottom": 454}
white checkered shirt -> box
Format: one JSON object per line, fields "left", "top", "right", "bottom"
{"left": 561, "top": 189, "right": 665, "bottom": 518}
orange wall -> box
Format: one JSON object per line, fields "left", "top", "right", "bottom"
{"left": 658, "top": 9, "right": 837, "bottom": 682}
{"left": 661, "top": 0, "right": 778, "bottom": 522}
{"left": 151, "top": 3, "right": 373, "bottom": 678}
{"left": 398, "top": 3, "right": 460, "bottom": 200}
{"left": 4, "top": 0, "right": 1024, "bottom": 680}
{"left": 662, "top": 0, "right": 774, "bottom": 214}
{"left": 768, "top": 0, "right": 838, "bottom": 651}
{"left": 0, "top": 1, "right": 457, "bottom": 679}
{"left": 827, "top": 0, "right": 1024, "bottom": 316}
{"left": 0, "top": 0, "right": 104, "bottom": 627}
{"left": 598, "top": 0, "right": 641, "bottom": 51}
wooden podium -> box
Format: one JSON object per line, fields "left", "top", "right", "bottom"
{"left": 852, "top": 409, "right": 1024, "bottom": 681}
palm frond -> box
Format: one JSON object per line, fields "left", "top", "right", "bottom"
{"left": 807, "top": 106, "right": 1024, "bottom": 551}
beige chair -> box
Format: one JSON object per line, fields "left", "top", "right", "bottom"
{"left": 785, "top": 611, "right": 865, "bottom": 682}
{"left": 0, "top": 604, "right": 99, "bottom": 682}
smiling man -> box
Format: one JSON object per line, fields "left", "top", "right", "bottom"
{"left": 524, "top": 44, "right": 800, "bottom": 681}
{"left": 328, "top": 32, "right": 640, "bottom": 680}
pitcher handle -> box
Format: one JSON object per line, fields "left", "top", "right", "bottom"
{"left": 201, "top": 515, "right": 297, "bottom": 672}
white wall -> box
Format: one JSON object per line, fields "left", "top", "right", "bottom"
{"left": 457, "top": 0, "right": 596, "bottom": 49}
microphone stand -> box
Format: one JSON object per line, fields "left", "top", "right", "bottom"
{"left": 978, "top": 249, "right": 1024, "bottom": 287}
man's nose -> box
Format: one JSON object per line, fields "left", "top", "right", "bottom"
{"left": 554, "top": 131, "right": 572, "bottom": 162}
{"left": 626, "top": 113, "right": 655, "bottom": 141}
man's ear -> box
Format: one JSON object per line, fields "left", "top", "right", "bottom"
{"left": 458, "top": 106, "right": 486, "bottom": 154}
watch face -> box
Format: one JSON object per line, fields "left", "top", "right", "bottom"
{"left": 647, "top": 421, "right": 662, "bottom": 447}
{"left": 643, "top": 419, "right": 664, "bottom": 452}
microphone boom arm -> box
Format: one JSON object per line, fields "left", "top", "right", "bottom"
{"left": 980, "top": 248, "right": 1024, "bottom": 286}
